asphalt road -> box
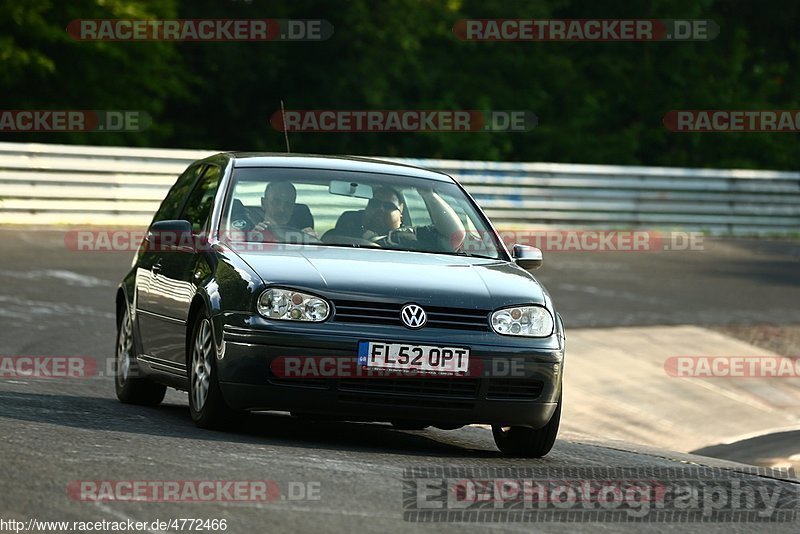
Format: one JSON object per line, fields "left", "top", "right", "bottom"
{"left": 1, "top": 228, "right": 799, "bottom": 532}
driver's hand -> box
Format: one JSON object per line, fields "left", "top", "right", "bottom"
{"left": 254, "top": 219, "right": 275, "bottom": 232}
{"left": 385, "top": 228, "right": 418, "bottom": 246}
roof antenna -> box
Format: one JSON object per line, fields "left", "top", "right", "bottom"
{"left": 280, "top": 99, "right": 291, "bottom": 153}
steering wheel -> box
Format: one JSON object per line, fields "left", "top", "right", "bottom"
{"left": 321, "top": 233, "right": 381, "bottom": 248}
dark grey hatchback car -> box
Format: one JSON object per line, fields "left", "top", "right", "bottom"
{"left": 115, "top": 153, "right": 565, "bottom": 457}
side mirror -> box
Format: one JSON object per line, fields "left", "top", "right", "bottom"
{"left": 146, "top": 220, "right": 194, "bottom": 251}
{"left": 512, "top": 244, "right": 543, "bottom": 271}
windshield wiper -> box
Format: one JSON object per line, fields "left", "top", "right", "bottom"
{"left": 450, "top": 250, "right": 501, "bottom": 260}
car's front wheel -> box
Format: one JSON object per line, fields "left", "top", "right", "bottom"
{"left": 492, "top": 392, "right": 561, "bottom": 457}
{"left": 115, "top": 306, "right": 166, "bottom": 406}
{"left": 188, "top": 313, "right": 246, "bottom": 429}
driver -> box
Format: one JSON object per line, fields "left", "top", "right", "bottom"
{"left": 334, "top": 185, "right": 465, "bottom": 251}
{"left": 254, "top": 181, "right": 314, "bottom": 234}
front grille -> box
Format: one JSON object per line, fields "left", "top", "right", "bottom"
{"left": 486, "top": 379, "right": 544, "bottom": 400}
{"left": 338, "top": 393, "right": 474, "bottom": 410}
{"left": 269, "top": 375, "right": 542, "bottom": 405}
{"left": 268, "top": 377, "right": 332, "bottom": 389}
{"left": 333, "top": 300, "right": 399, "bottom": 326}
{"left": 338, "top": 377, "right": 480, "bottom": 398}
{"left": 333, "top": 300, "right": 489, "bottom": 331}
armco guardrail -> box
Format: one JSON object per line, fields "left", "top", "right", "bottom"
{"left": 1, "top": 141, "right": 798, "bottom": 234}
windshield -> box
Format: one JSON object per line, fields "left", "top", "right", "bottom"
{"left": 219, "top": 167, "right": 505, "bottom": 259}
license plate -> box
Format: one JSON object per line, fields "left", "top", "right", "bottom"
{"left": 357, "top": 341, "right": 470, "bottom": 375}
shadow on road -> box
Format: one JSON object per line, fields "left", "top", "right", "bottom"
{"left": 692, "top": 430, "right": 800, "bottom": 470}
{"left": 0, "top": 390, "right": 505, "bottom": 458}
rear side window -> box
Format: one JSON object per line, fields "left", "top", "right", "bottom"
{"left": 181, "top": 165, "right": 222, "bottom": 233}
{"left": 152, "top": 164, "right": 206, "bottom": 223}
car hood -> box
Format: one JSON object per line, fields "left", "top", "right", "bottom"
{"left": 235, "top": 246, "right": 546, "bottom": 309}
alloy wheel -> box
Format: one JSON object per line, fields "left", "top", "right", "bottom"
{"left": 191, "top": 318, "right": 213, "bottom": 410}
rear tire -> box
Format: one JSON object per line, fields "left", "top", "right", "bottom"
{"left": 188, "top": 312, "right": 247, "bottom": 429}
{"left": 492, "top": 392, "right": 561, "bottom": 457}
{"left": 115, "top": 306, "right": 166, "bottom": 406}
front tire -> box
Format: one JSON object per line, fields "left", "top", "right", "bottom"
{"left": 115, "top": 306, "right": 166, "bottom": 406}
{"left": 188, "top": 313, "right": 246, "bottom": 429}
{"left": 492, "top": 392, "right": 561, "bottom": 457}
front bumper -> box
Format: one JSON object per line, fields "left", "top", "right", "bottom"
{"left": 215, "top": 314, "right": 564, "bottom": 428}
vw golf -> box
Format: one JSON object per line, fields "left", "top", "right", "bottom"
{"left": 115, "top": 153, "right": 565, "bottom": 457}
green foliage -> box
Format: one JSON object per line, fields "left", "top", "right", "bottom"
{"left": 0, "top": 0, "right": 798, "bottom": 168}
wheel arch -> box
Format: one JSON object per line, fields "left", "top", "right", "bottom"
{"left": 185, "top": 294, "right": 210, "bottom": 368}
{"left": 115, "top": 287, "right": 127, "bottom": 327}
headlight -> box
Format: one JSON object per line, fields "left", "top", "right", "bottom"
{"left": 257, "top": 288, "right": 330, "bottom": 322}
{"left": 491, "top": 305, "right": 554, "bottom": 337}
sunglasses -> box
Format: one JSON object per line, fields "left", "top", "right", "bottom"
{"left": 367, "top": 198, "right": 401, "bottom": 212}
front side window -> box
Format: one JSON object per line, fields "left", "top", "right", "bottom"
{"left": 181, "top": 165, "right": 222, "bottom": 233}
{"left": 153, "top": 164, "right": 206, "bottom": 223}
